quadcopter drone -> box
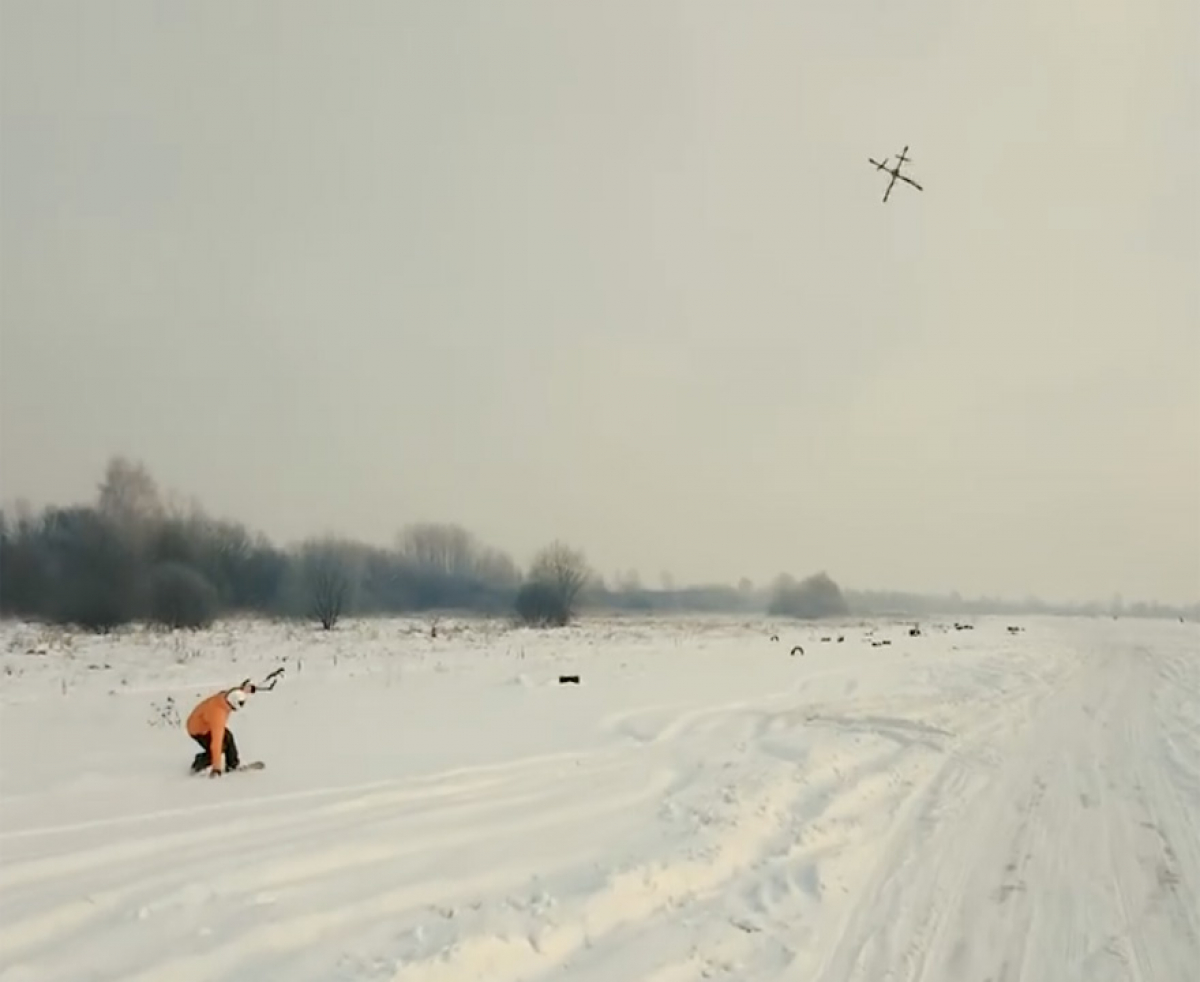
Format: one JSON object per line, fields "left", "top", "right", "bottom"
{"left": 868, "top": 145, "right": 923, "bottom": 203}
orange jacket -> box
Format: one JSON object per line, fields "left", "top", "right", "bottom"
{"left": 187, "top": 690, "right": 234, "bottom": 770}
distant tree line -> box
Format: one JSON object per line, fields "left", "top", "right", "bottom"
{"left": 0, "top": 457, "right": 598, "bottom": 631}
{"left": 592, "top": 573, "right": 851, "bottom": 621}
{"left": 840, "top": 588, "right": 1198, "bottom": 622}
{"left": 766, "top": 572, "right": 850, "bottom": 619}
{"left": 5, "top": 456, "right": 1187, "bottom": 632}
{"left": 0, "top": 458, "right": 856, "bottom": 633}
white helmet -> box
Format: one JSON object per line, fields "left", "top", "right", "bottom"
{"left": 226, "top": 687, "right": 249, "bottom": 711}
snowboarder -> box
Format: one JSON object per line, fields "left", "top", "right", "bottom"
{"left": 186, "top": 680, "right": 254, "bottom": 776}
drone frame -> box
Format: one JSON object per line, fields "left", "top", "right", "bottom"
{"left": 868, "top": 144, "right": 923, "bottom": 203}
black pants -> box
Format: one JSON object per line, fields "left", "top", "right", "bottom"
{"left": 191, "top": 730, "right": 240, "bottom": 772}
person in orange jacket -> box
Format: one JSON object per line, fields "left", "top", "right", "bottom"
{"left": 186, "top": 680, "right": 254, "bottom": 776}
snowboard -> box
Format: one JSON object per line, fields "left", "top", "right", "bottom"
{"left": 190, "top": 760, "right": 265, "bottom": 776}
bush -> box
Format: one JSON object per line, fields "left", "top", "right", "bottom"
{"left": 514, "top": 541, "right": 592, "bottom": 627}
{"left": 515, "top": 580, "right": 571, "bottom": 626}
{"left": 148, "top": 562, "right": 218, "bottom": 629}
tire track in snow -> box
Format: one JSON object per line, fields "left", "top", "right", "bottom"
{"left": 322, "top": 640, "right": 1080, "bottom": 982}
{"left": 623, "top": 653, "right": 1074, "bottom": 982}
{"left": 0, "top": 750, "right": 675, "bottom": 981}
{"left": 812, "top": 638, "right": 1200, "bottom": 982}
{"left": 377, "top": 693, "right": 956, "bottom": 982}
{"left": 385, "top": 774, "right": 810, "bottom": 982}
{"left": 0, "top": 745, "right": 617, "bottom": 844}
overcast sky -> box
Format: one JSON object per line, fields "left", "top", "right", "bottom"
{"left": 2, "top": 1, "right": 1197, "bottom": 606}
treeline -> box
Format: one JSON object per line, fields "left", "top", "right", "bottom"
{"left": 843, "top": 588, "right": 1198, "bottom": 622}
{"left": 0, "top": 457, "right": 857, "bottom": 632}
{"left": 0, "top": 457, "right": 598, "bottom": 631}
{"left": 10, "top": 455, "right": 1172, "bottom": 633}
{"left": 591, "top": 573, "right": 849, "bottom": 619}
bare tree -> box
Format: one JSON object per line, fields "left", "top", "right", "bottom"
{"left": 299, "top": 538, "right": 354, "bottom": 630}
{"left": 396, "top": 522, "right": 520, "bottom": 587}
{"left": 396, "top": 522, "right": 477, "bottom": 577}
{"left": 97, "top": 456, "right": 164, "bottom": 529}
{"left": 517, "top": 540, "right": 592, "bottom": 626}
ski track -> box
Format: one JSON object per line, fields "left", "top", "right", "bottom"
{"left": 0, "top": 615, "right": 1197, "bottom": 981}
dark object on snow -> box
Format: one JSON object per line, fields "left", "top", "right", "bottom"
{"left": 909, "top": 626, "right": 921, "bottom": 637}
{"left": 1007, "top": 625, "right": 1023, "bottom": 634}
{"left": 837, "top": 635, "right": 845, "bottom": 643}
{"left": 791, "top": 645, "right": 805, "bottom": 657}
{"left": 770, "top": 634, "right": 780, "bottom": 642}
{"left": 872, "top": 639, "right": 892, "bottom": 647}
{"left": 954, "top": 622, "right": 974, "bottom": 631}
{"left": 558, "top": 675, "right": 580, "bottom": 685}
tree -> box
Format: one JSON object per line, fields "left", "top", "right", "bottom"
{"left": 768, "top": 571, "right": 849, "bottom": 619}
{"left": 147, "top": 562, "right": 218, "bottom": 629}
{"left": 514, "top": 580, "right": 567, "bottom": 627}
{"left": 298, "top": 538, "right": 356, "bottom": 629}
{"left": 0, "top": 506, "right": 48, "bottom": 616}
{"left": 396, "top": 522, "right": 478, "bottom": 578}
{"left": 40, "top": 507, "right": 141, "bottom": 631}
{"left": 238, "top": 534, "right": 288, "bottom": 610}
{"left": 392, "top": 521, "right": 520, "bottom": 611}
{"left": 97, "top": 456, "right": 164, "bottom": 529}
{"left": 516, "top": 540, "right": 591, "bottom": 627}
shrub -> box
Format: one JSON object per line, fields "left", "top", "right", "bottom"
{"left": 514, "top": 541, "right": 591, "bottom": 627}
{"left": 515, "top": 579, "right": 571, "bottom": 627}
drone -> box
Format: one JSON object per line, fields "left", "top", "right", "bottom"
{"left": 868, "top": 145, "right": 923, "bottom": 203}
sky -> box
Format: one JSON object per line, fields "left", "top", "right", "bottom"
{"left": 1, "top": 1, "right": 1197, "bottom": 606}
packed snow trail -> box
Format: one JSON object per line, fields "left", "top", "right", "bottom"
{"left": 0, "top": 615, "right": 1196, "bottom": 981}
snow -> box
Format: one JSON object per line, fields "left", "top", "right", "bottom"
{"left": 1, "top": 613, "right": 1197, "bottom": 981}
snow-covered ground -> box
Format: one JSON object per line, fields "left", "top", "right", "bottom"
{"left": 0, "top": 613, "right": 1197, "bottom": 981}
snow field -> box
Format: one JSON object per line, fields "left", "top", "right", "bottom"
{"left": 0, "top": 614, "right": 1197, "bottom": 981}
